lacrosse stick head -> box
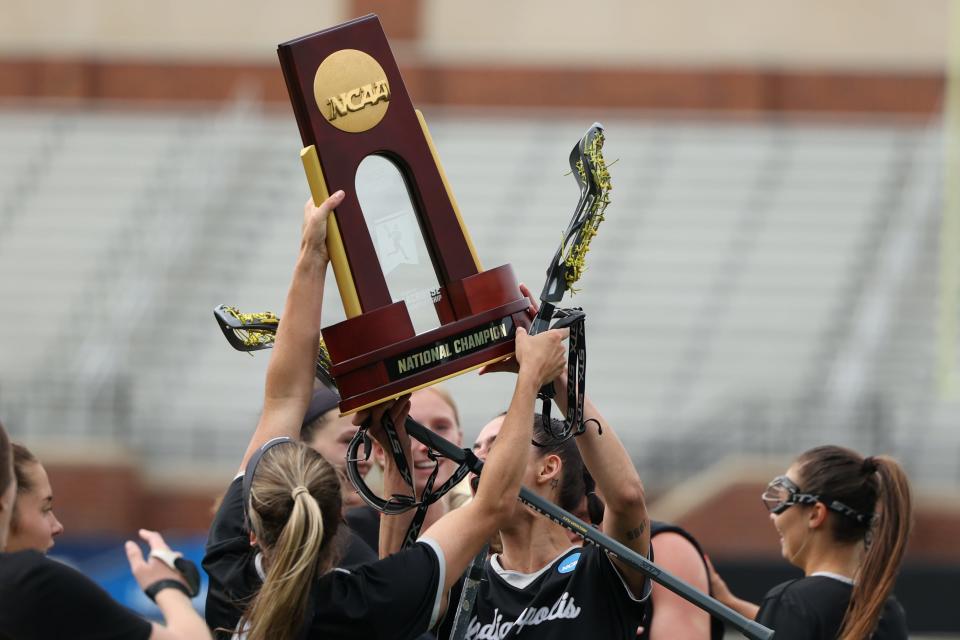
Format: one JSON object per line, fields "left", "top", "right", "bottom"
{"left": 214, "top": 304, "right": 337, "bottom": 389}
{"left": 214, "top": 305, "right": 279, "bottom": 352}
{"left": 538, "top": 123, "right": 612, "bottom": 309}
{"left": 568, "top": 123, "right": 605, "bottom": 197}
{"left": 562, "top": 123, "right": 611, "bottom": 291}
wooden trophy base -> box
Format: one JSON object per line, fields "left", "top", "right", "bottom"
{"left": 323, "top": 264, "right": 531, "bottom": 414}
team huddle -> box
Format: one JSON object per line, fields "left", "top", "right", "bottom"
{"left": 0, "top": 191, "right": 912, "bottom": 639}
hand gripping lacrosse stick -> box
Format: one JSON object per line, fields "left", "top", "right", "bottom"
{"left": 529, "top": 123, "right": 612, "bottom": 443}
{"left": 214, "top": 304, "right": 471, "bottom": 547}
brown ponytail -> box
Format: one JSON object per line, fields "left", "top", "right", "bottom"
{"left": 796, "top": 446, "right": 912, "bottom": 640}
{"left": 839, "top": 456, "right": 912, "bottom": 640}
{"left": 240, "top": 442, "right": 342, "bottom": 640}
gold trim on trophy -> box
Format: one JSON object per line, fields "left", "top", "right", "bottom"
{"left": 416, "top": 109, "right": 482, "bottom": 272}
{"left": 300, "top": 145, "right": 362, "bottom": 318}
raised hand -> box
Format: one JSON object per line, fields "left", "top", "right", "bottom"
{"left": 124, "top": 529, "right": 188, "bottom": 593}
{"left": 301, "top": 190, "right": 345, "bottom": 261}
{"left": 363, "top": 395, "right": 413, "bottom": 451}
{"left": 514, "top": 326, "right": 568, "bottom": 388}
{"left": 479, "top": 282, "right": 541, "bottom": 376}
{"left": 704, "top": 555, "right": 760, "bottom": 620}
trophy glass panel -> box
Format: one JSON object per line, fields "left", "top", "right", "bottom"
{"left": 355, "top": 154, "right": 442, "bottom": 336}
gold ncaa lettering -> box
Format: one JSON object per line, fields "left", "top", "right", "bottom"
{"left": 326, "top": 80, "right": 391, "bottom": 121}
{"left": 314, "top": 49, "right": 391, "bottom": 133}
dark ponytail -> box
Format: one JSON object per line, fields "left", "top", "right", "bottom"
{"left": 840, "top": 456, "right": 911, "bottom": 640}
{"left": 796, "top": 446, "right": 912, "bottom": 640}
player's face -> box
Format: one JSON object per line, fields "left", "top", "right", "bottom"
{"left": 0, "top": 475, "right": 16, "bottom": 550}
{"left": 409, "top": 389, "right": 461, "bottom": 493}
{"left": 769, "top": 465, "right": 809, "bottom": 566}
{"left": 566, "top": 493, "right": 590, "bottom": 545}
{"left": 471, "top": 416, "right": 545, "bottom": 484}
{"left": 471, "top": 415, "right": 546, "bottom": 525}
{"left": 472, "top": 415, "right": 504, "bottom": 463}
{"left": 308, "top": 410, "right": 368, "bottom": 476}
{"left": 470, "top": 415, "right": 505, "bottom": 495}
{"left": 6, "top": 462, "right": 63, "bottom": 554}
{"left": 306, "top": 410, "right": 368, "bottom": 509}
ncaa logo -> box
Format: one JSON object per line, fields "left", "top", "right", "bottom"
{"left": 558, "top": 552, "right": 581, "bottom": 574}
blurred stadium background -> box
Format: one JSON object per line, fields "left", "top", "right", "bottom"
{"left": 0, "top": 0, "right": 957, "bottom": 635}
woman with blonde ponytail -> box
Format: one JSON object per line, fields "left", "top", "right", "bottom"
{"left": 708, "top": 445, "right": 912, "bottom": 639}
{"left": 239, "top": 441, "right": 341, "bottom": 640}
{"left": 203, "top": 192, "right": 569, "bottom": 639}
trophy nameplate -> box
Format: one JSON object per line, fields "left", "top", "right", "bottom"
{"left": 278, "top": 14, "right": 531, "bottom": 414}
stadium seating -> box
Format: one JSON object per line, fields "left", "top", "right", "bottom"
{"left": 0, "top": 102, "right": 952, "bottom": 491}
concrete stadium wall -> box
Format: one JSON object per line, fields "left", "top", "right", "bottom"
{"left": 0, "top": 1, "right": 948, "bottom": 113}
{"left": 0, "top": 0, "right": 348, "bottom": 61}
{"left": 422, "top": 0, "right": 949, "bottom": 71}
{"left": 0, "top": 0, "right": 949, "bottom": 70}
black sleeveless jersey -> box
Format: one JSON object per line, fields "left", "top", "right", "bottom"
{"left": 757, "top": 576, "right": 907, "bottom": 640}
{"left": 436, "top": 545, "right": 651, "bottom": 640}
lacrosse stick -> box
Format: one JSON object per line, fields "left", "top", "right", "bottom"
{"left": 529, "top": 123, "right": 612, "bottom": 442}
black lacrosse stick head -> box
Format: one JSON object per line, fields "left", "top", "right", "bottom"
{"left": 214, "top": 304, "right": 338, "bottom": 389}
{"left": 568, "top": 123, "right": 605, "bottom": 200}
{"left": 539, "top": 123, "right": 607, "bottom": 306}
{"left": 213, "top": 305, "right": 280, "bottom": 353}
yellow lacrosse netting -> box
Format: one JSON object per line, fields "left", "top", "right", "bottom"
{"left": 564, "top": 131, "right": 612, "bottom": 292}
{"left": 221, "top": 306, "right": 332, "bottom": 369}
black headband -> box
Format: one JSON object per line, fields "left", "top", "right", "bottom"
{"left": 302, "top": 386, "right": 341, "bottom": 429}
{"left": 242, "top": 436, "right": 297, "bottom": 528}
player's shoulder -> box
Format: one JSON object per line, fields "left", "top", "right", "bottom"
{"left": 0, "top": 550, "right": 50, "bottom": 583}
{"left": 650, "top": 531, "right": 701, "bottom": 558}
{"left": 765, "top": 575, "right": 845, "bottom": 604}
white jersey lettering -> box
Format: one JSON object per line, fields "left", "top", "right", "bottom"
{"left": 465, "top": 593, "right": 582, "bottom": 639}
